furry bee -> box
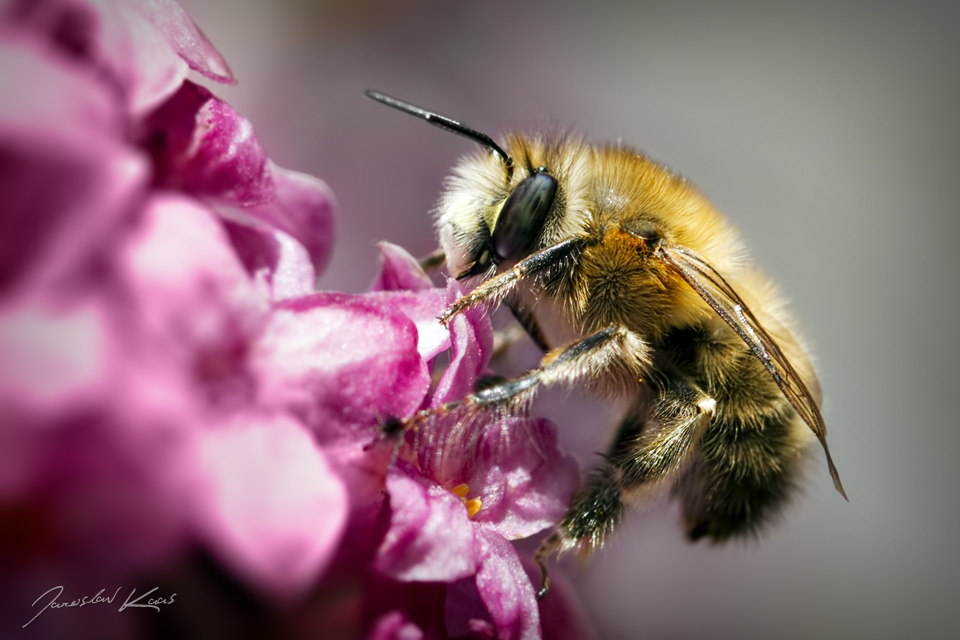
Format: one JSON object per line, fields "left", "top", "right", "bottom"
{"left": 365, "top": 90, "right": 846, "bottom": 593}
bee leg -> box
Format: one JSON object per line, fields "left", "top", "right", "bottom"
{"left": 458, "top": 324, "right": 649, "bottom": 415}
{"left": 403, "top": 324, "right": 647, "bottom": 457}
{"left": 504, "top": 294, "right": 551, "bottom": 352}
{"left": 534, "top": 372, "right": 715, "bottom": 594}
{"left": 418, "top": 248, "right": 446, "bottom": 272}
{"left": 440, "top": 237, "right": 588, "bottom": 324}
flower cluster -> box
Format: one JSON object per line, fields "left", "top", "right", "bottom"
{"left": 0, "top": 1, "right": 594, "bottom": 638}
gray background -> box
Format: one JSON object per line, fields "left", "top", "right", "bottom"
{"left": 180, "top": 1, "right": 960, "bottom": 638}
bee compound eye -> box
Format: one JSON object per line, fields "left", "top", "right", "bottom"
{"left": 492, "top": 172, "right": 558, "bottom": 261}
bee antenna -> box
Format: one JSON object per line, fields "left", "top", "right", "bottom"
{"left": 365, "top": 90, "right": 514, "bottom": 177}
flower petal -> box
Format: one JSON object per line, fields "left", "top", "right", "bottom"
{"left": 221, "top": 219, "right": 316, "bottom": 301}
{"left": 114, "top": 193, "right": 271, "bottom": 420}
{"left": 0, "top": 295, "right": 110, "bottom": 411}
{"left": 473, "top": 529, "right": 541, "bottom": 640}
{"left": 0, "top": 21, "right": 118, "bottom": 142}
{"left": 0, "top": 39, "right": 147, "bottom": 297}
{"left": 369, "top": 289, "right": 450, "bottom": 362}
{"left": 254, "top": 293, "right": 430, "bottom": 441}
{"left": 523, "top": 557, "right": 598, "bottom": 640}
{"left": 363, "top": 574, "right": 449, "bottom": 640}
{"left": 117, "top": 193, "right": 266, "bottom": 345}
{"left": 415, "top": 415, "right": 578, "bottom": 541}
{"left": 233, "top": 163, "right": 337, "bottom": 275}
{"left": 469, "top": 418, "right": 579, "bottom": 540}
{"left": 430, "top": 280, "right": 494, "bottom": 407}
{"left": 369, "top": 611, "right": 425, "bottom": 640}
{"left": 0, "top": 327, "right": 199, "bottom": 581}
{"left": 375, "top": 461, "right": 478, "bottom": 583}
{"left": 0, "top": 137, "right": 146, "bottom": 296}
{"left": 140, "top": 82, "right": 337, "bottom": 274}
{"left": 268, "top": 231, "right": 316, "bottom": 300}
{"left": 0, "top": 411, "right": 193, "bottom": 580}
{"left": 2, "top": 0, "right": 101, "bottom": 66}
{"left": 140, "top": 80, "right": 274, "bottom": 205}
{"left": 129, "top": 0, "right": 233, "bottom": 84}
{"left": 2, "top": 0, "right": 190, "bottom": 113}
{"left": 193, "top": 413, "right": 347, "bottom": 598}
{"left": 370, "top": 242, "right": 434, "bottom": 293}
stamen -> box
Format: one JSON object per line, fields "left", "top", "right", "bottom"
{"left": 449, "top": 483, "right": 483, "bottom": 518}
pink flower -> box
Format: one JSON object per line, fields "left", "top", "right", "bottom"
{"left": 374, "top": 415, "right": 578, "bottom": 640}
{"left": 358, "top": 248, "right": 580, "bottom": 639}
{"left": 1, "top": 1, "right": 599, "bottom": 637}
{"left": 0, "top": 0, "right": 341, "bottom": 609}
{"left": 4, "top": 0, "right": 233, "bottom": 115}
{"left": 115, "top": 196, "right": 346, "bottom": 597}
{"left": 244, "top": 244, "right": 588, "bottom": 639}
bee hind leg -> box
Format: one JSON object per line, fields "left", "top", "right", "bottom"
{"left": 535, "top": 369, "right": 715, "bottom": 594}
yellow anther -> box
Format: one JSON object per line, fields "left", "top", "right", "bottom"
{"left": 449, "top": 484, "right": 483, "bottom": 519}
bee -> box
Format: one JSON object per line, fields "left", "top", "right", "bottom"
{"left": 365, "top": 90, "right": 846, "bottom": 594}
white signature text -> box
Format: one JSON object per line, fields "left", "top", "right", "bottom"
{"left": 24, "top": 585, "right": 176, "bottom": 628}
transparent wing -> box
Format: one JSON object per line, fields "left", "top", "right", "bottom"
{"left": 655, "top": 243, "right": 847, "bottom": 499}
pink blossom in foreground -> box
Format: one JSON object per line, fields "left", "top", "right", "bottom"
{"left": 336, "top": 251, "right": 583, "bottom": 640}
{"left": 0, "top": 1, "right": 598, "bottom": 638}
{"left": 367, "top": 265, "right": 579, "bottom": 639}
{"left": 1, "top": 0, "right": 340, "bottom": 608}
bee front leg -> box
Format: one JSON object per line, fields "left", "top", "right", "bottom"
{"left": 440, "top": 237, "right": 588, "bottom": 324}
{"left": 534, "top": 370, "right": 715, "bottom": 597}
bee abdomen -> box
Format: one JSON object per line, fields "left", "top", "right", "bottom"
{"left": 676, "top": 411, "right": 805, "bottom": 541}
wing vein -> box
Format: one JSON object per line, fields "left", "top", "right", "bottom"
{"left": 655, "top": 243, "right": 847, "bottom": 499}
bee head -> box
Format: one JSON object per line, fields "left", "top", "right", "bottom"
{"left": 452, "top": 164, "right": 559, "bottom": 279}
{"left": 364, "top": 90, "right": 567, "bottom": 279}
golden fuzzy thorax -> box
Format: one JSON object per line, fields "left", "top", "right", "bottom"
{"left": 440, "top": 133, "right": 768, "bottom": 341}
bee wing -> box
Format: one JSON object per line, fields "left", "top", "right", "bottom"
{"left": 656, "top": 243, "right": 847, "bottom": 500}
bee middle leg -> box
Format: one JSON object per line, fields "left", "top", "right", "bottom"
{"left": 533, "top": 368, "right": 715, "bottom": 596}
{"left": 406, "top": 321, "right": 649, "bottom": 443}
{"left": 468, "top": 324, "right": 649, "bottom": 414}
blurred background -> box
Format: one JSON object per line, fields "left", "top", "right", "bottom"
{"left": 178, "top": 0, "right": 960, "bottom": 638}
